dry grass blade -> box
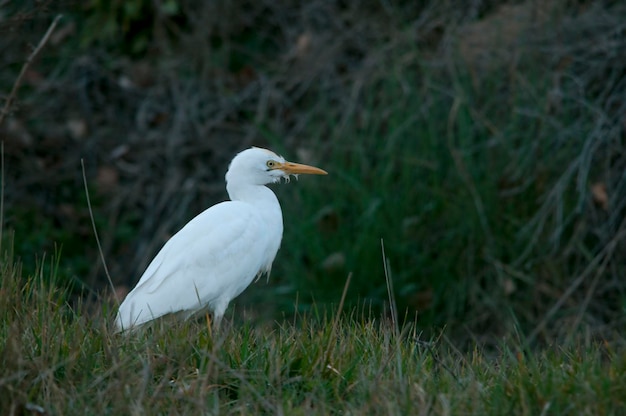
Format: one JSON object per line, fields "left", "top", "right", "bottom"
{"left": 81, "top": 159, "right": 118, "bottom": 304}
{"left": 321, "top": 272, "right": 352, "bottom": 373}
{"left": 381, "top": 239, "right": 399, "bottom": 336}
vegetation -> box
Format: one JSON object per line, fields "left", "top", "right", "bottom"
{"left": 1, "top": 253, "right": 625, "bottom": 414}
{"left": 1, "top": 0, "right": 625, "bottom": 412}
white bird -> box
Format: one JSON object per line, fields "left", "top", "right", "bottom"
{"left": 115, "top": 147, "right": 327, "bottom": 331}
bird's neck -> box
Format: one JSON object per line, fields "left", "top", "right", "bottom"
{"left": 227, "top": 182, "right": 279, "bottom": 208}
{"left": 227, "top": 183, "right": 283, "bottom": 233}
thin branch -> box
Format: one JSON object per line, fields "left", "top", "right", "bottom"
{"left": 0, "top": 14, "right": 62, "bottom": 126}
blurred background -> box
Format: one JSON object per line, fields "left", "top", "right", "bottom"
{"left": 1, "top": 0, "right": 624, "bottom": 346}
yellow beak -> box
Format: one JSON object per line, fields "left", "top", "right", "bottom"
{"left": 277, "top": 161, "right": 328, "bottom": 175}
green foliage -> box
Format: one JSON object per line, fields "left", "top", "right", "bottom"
{"left": 258, "top": 3, "right": 626, "bottom": 340}
{"left": 1, "top": 252, "right": 625, "bottom": 414}
{"left": 79, "top": 0, "right": 181, "bottom": 54}
{"left": 270, "top": 50, "right": 598, "bottom": 334}
{"left": 2, "top": 182, "right": 141, "bottom": 296}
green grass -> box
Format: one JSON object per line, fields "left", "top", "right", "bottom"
{"left": 259, "top": 2, "right": 626, "bottom": 341}
{"left": 267, "top": 52, "right": 599, "bottom": 336}
{"left": 2, "top": 251, "right": 625, "bottom": 414}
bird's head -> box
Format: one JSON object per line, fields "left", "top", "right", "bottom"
{"left": 226, "top": 147, "right": 327, "bottom": 186}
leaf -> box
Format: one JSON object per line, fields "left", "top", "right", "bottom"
{"left": 591, "top": 182, "right": 609, "bottom": 211}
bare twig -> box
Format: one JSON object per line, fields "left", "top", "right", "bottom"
{"left": 0, "top": 14, "right": 62, "bottom": 255}
{"left": 0, "top": 14, "right": 62, "bottom": 126}
{"left": 81, "top": 159, "right": 118, "bottom": 304}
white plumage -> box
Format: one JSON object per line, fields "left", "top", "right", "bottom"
{"left": 115, "top": 147, "right": 326, "bottom": 331}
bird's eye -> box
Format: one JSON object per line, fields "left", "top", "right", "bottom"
{"left": 266, "top": 160, "right": 277, "bottom": 169}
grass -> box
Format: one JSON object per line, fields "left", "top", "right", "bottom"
{"left": 1, "top": 251, "right": 625, "bottom": 414}
{"left": 265, "top": 1, "right": 626, "bottom": 343}
{"left": 1, "top": 1, "right": 626, "bottom": 411}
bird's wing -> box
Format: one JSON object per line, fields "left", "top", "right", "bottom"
{"left": 136, "top": 202, "right": 265, "bottom": 295}
{"left": 117, "top": 201, "right": 273, "bottom": 328}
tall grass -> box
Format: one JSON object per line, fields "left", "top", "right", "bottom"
{"left": 268, "top": 2, "right": 626, "bottom": 344}
{"left": 1, "top": 251, "right": 625, "bottom": 414}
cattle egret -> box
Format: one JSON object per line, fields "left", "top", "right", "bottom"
{"left": 115, "top": 147, "right": 327, "bottom": 331}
